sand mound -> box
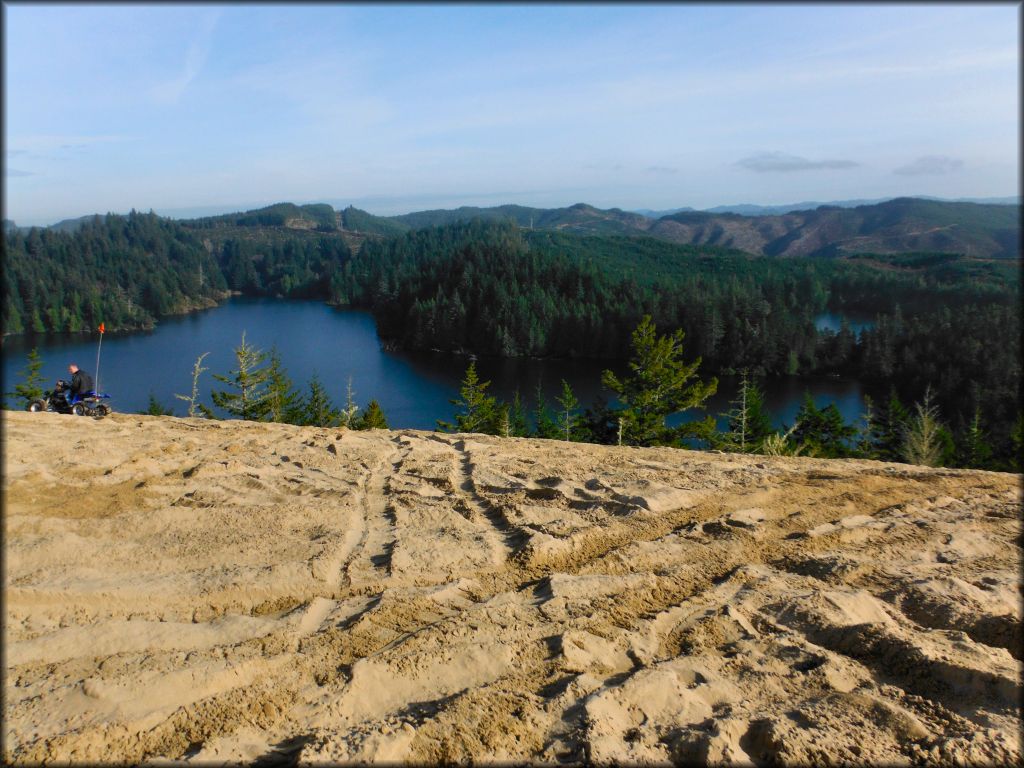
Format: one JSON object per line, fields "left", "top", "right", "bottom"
{"left": 3, "top": 411, "right": 1021, "bottom": 765}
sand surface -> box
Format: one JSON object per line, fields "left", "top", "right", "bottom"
{"left": 3, "top": 411, "right": 1021, "bottom": 765}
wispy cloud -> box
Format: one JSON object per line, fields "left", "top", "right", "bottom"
{"left": 150, "top": 10, "right": 220, "bottom": 105}
{"left": 893, "top": 155, "right": 964, "bottom": 176}
{"left": 4, "top": 5, "right": 1016, "bottom": 222}
{"left": 7, "top": 134, "right": 134, "bottom": 154}
{"left": 5, "top": 168, "right": 37, "bottom": 177}
{"left": 737, "top": 152, "right": 859, "bottom": 173}
{"left": 790, "top": 47, "right": 1019, "bottom": 84}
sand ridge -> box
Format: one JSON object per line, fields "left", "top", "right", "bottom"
{"left": 3, "top": 411, "right": 1021, "bottom": 765}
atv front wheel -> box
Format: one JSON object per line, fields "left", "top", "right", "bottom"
{"left": 93, "top": 404, "right": 111, "bottom": 418}
{"left": 71, "top": 403, "right": 87, "bottom": 416}
{"left": 27, "top": 400, "right": 46, "bottom": 412}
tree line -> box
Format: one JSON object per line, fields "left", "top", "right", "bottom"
{"left": 150, "top": 333, "right": 389, "bottom": 430}
{"left": 433, "top": 316, "right": 1021, "bottom": 472}
{"left": 8, "top": 316, "right": 1020, "bottom": 472}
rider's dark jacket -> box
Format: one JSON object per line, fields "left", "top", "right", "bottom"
{"left": 69, "top": 370, "right": 94, "bottom": 398}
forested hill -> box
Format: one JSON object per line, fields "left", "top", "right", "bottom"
{"left": 3, "top": 211, "right": 229, "bottom": 334}
{"left": 23, "top": 196, "right": 1018, "bottom": 258}
{"left": 185, "top": 202, "right": 338, "bottom": 231}
{"left": 389, "top": 202, "right": 654, "bottom": 235}
{"left": 386, "top": 197, "right": 1019, "bottom": 258}
{"left": 1, "top": 210, "right": 350, "bottom": 335}
{"left": 648, "top": 198, "right": 1021, "bottom": 258}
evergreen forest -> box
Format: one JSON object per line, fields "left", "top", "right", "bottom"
{"left": 3, "top": 210, "right": 1019, "bottom": 469}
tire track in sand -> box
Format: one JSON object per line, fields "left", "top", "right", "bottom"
{"left": 447, "top": 437, "right": 531, "bottom": 564}
{"left": 341, "top": 443, "right": 402, "bottom": 591}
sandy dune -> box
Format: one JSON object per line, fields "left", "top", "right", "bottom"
{"left": 3, "top": 411, "right": 1021, "bottom": 765}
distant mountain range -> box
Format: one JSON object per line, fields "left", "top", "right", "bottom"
{"left": 12, "top": 195, "right": 1019, "bottom": 259}
{"left": 370, "top": 197, "right": 1020, "bottom": 258}
{"left": 646, "top": 197, "right": 1020, "bottom": 258}
{"left": 633, "top": 196, "right": 1020, "bottom": 218}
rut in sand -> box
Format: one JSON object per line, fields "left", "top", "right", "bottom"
{"left": 3, "top": 411, "right": 1020, "bottom": 765}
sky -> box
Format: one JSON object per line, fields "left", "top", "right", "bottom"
{"left": 3, "top": 2, "right": 1020, "bottom": 225}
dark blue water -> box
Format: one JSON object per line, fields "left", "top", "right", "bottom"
{"left": 814, "top": 312, "right": 876, "bottom": 335}
{"left": 3, "top": 298, "right": 865, "bottom": 431}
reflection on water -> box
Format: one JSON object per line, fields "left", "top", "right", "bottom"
{"left": 4, "top": 298, "right": 865, "bottom": 431}
{"left": 814, "top": 312, "right": 876, "bottom": 334}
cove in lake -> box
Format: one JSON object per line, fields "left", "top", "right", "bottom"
{"left": 3, "top": 297, "right": 866, "bottom": 431}
{"left": 814, "top": 312, "right": 876, "bottom": 335}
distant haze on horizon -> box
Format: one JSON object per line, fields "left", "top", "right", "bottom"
{"left": 4, "top": 3, "right": 1019, "bottom": 227}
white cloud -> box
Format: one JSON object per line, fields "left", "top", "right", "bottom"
{"left": 893, "top": 156, "right": 964, "bottom": 176}
{"left": 150, "top": 11, "right": 220, "bottom": 105}
{"left": 737, "top": 152, "right": 859, "bottom": 173}
{"left": 6, "top": 134, "right": 134, "bottom": 153}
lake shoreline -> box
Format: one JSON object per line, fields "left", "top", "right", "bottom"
{"left": 2, "top": 297, "right": 868, "bottom": 431}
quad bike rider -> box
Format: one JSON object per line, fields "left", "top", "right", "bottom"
{"left": 27, "top": 363, "right": 112, "bottom": 417}
{"left": 67, "top": 364, "right": 93, "bottom": 402}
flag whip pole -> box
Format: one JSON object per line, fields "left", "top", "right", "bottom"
{"left": 95, "top": 323, "right": 106, "bottom": 393}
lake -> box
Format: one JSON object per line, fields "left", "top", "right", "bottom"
{"left": 814, "top": 311, "right": 876, "bottom": 335}
{"left": 3, "top": 298, "right": 866, "bottom": 431}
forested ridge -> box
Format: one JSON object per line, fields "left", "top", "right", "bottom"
{"left": 4, "top": 211, "right": 1019, "bottom": 466}
{"left": 385, "top": 197, "right": 1020, "bottom": 258}
{"left": 185, "top": 202, "right": 338, "bottom": 231}
{"left": 3, "top": 211, "right": 228, "bottom": 333}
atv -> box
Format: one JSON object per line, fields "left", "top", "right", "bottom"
{"left": 27, "top": 380, "right": 113, "bottom": 418}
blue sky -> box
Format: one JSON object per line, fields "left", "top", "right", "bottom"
{"left": 4, "top": 3, "right": 1019, "bottom": 225}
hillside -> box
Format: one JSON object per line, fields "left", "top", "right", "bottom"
{"left": 651, "top": 198, "right": 1021, "bottom": 258}
{"left": 339, "top": 205, "right": 410, "bottom": 237}
{"left": 390, "top": 202, "right": 655, "bottom": 235}
{"left": 387, "top": 198, "right": 1020, "bottom": 258}
{"left": 34, "top": 197, "right": 1020, "bottom": 258}
{"left": 185, "top": 202, "right": 338, "bottom": 231}
{"left": 3, "top": 411, "right": 1020, "bottom": 764}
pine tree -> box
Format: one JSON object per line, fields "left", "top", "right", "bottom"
{"left": 355, "top": 400, "right": 389, "bottom": 430}
{"left": 601, "top": 315, "right": 717, "bottom": 446}
{"left": 8, "top": 347, "right": 46, "bottom": 407}
{"left": 854, "top": 395, "right": 877, "bottom": 458}
{"left": 901, "top": 386, "right": 945, "bottom": 467}
{"left": 792, "top": 392, "right": 857, "bottom": 458}
{"left": 210, "top": 331, "right": 270, "bottom": 420}
{"left": 265, "top": 347, "right": 303, "bottom": 424}
{"left": 717, "top": 370, "right": 773, "bottom": 452}
{"left": 868, "top": 389, "right": 911, "bottom": 461}
{"left": 340, "top": 376, "right": 359, "bottom": 428}
{"left": 438, "top": 361, "right": 500, "bottom": 434}
{"left": 509, "top": 390, "right": 529, "bottom": 437}
{"left": 174, "top": 352, "right": 209, "bottom": 418}
{"left": 301, "top": 373, "right": 341, "bottom": 427}
{"left": 958, "top": 406, "right": 993, "bottom": 469}
{"left": 575, "top": 395, "right": 616, "bottom": 445}
{"left": 142, "top": 392, "right": 175, "bottom": 416}
{"left": 498, "top": 406, "right": 512, "bottom": 438}
{"left": 532, "top": 380, "right": 559, "bottom": 439}
{"left": 555, "top": 379, "right": 581, "bottom": 442}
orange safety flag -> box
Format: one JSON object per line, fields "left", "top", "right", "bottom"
{"left": 99, "top": 323, "right": 106, "bottom": 334}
